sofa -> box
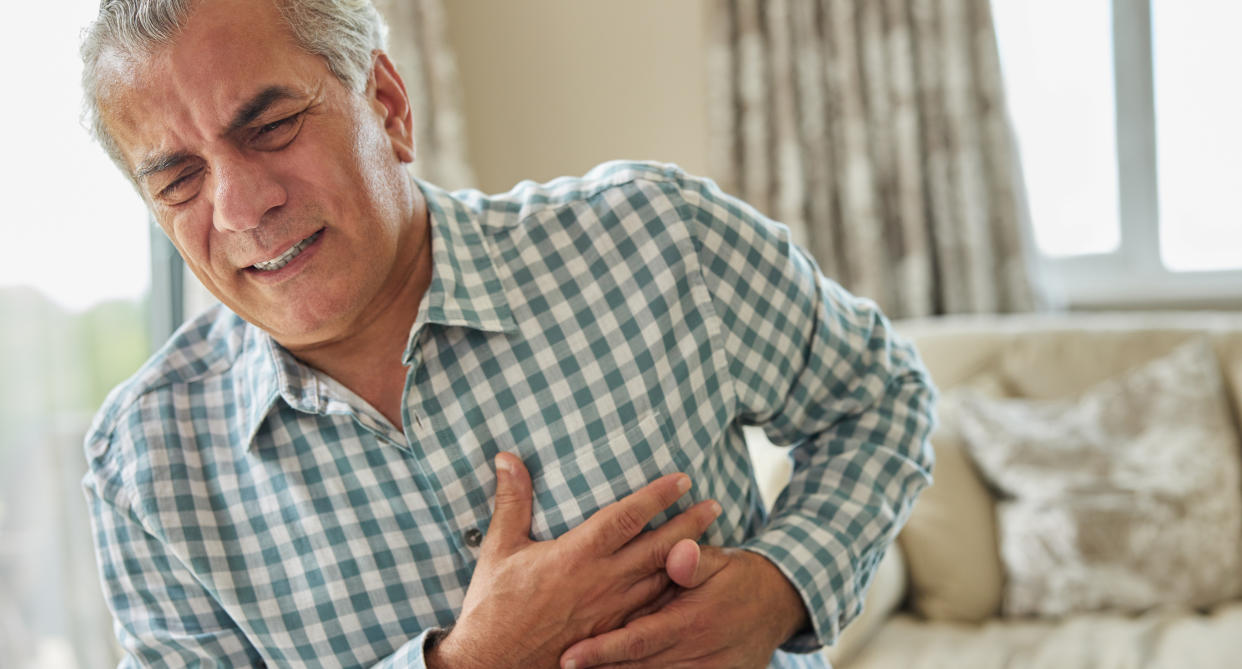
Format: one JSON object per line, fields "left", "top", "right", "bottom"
{"left": 749, "top": 311, "right": 1242, "bottom": 669}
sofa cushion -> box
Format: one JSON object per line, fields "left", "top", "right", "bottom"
{"left": 897, "top": 374, "right": 1007, "bottom": 622}
{"left": 957, "top": 338, "right": 1242, "bottom": 617}
{"left": 897, "top": 312, "right": 1242, "bottom": 437}
{"left": 997, "top": 329, "right": 1197, "bottom": 399}
{"left": 846, "top": 601, "right": 1242, "bottom": 669}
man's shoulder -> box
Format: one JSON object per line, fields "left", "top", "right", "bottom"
{"left": 518, "top": 160, "right": 690, "bottom": 200}
{"left": 574, "top": 159, "right": 691, "bottom": 194}
{"left": 83, "top": 304, "right": 257, "bottom": 476}
{"left": 451, "top": 161, "right": 697, "bottom": 229}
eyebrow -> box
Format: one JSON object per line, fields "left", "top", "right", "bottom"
{"left": 225, "top": 85, "right": 302, "bottom": 135}
{"left": 133, "top": 86, "right": 304, "bottom": 182}
{"left": 135, "top": 150, "right": 194, "bottom": 181}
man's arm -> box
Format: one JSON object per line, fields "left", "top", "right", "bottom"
{"left": 686, "top": 171, "right": 934, "bottom": 647}
{"left": 85, "top": 481, "right": 270, "bottom": 667}
{"left": 559, "top": 170, "right": 937, "bottom": 667}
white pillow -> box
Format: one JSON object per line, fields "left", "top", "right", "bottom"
{"left": 958, "top": 338, "right": 1242, "bottom": 618}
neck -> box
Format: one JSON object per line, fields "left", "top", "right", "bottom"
{"left": 287, "top": 189, "right": 433, "bottom": 430}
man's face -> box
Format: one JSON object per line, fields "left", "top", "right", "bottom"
{"left": 97, "top": 0, "right": 420, "bottom": 348}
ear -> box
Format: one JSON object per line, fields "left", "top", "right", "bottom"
{"left": 369, "top": 50, "right": 416, "bottom": 164}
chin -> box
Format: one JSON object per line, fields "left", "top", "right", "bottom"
{"left": 262, "top": 298, "right": 361, "bottom": 347}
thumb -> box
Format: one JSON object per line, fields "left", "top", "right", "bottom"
{"left": 485, "top": 452, "right": 534, "bottom": 556}
{"left": 665, "top": 541, "right": 730, "bottom": 588}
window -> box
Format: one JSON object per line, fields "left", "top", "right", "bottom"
{"left": 1, "top": 1, "right": 153, "bottom": 666}
{"left": 992, "top": 0, "right": 1242, "bottom": 307}
{"left": 991, "top": 0, "right": 1121, "bottom": 259}
{"left": 1152, "top": 0, "right": 1242, "bottom": 273}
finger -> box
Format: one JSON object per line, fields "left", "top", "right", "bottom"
{"left": 568, "top": 473, "right": 691, "bottom": 556}
{"left": 609, "top": 572, "right": 674, "bottom": 627}
{"left": 560, "top": 607, "right": 684, "bottom": 669}
{"left": 615, "top": 499, "right": 721, "bottom": 576}
{"left": 621, "top": 583, "right": 680, "bottom": 626}
{"left": 483, "top": 453, "right": 533, "bottom": 556}
{"left": 666, "top": 543, "right": 731, "bottom": 589}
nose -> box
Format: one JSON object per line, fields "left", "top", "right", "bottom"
{"left": 210, "top": 152, "right": 287, "bottom": 232}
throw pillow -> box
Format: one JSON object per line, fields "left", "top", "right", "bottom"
{"left": 958, "top": 338, "right": 1242, "bottom": 618}
{"left": 897, "top": 373, "right": 1007, "bottom": 622}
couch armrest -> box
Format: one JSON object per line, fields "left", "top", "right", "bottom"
{"left": 822, "top": 540, "right": 908, "bottom": 667}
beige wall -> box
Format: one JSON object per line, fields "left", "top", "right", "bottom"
{"left": 442, "top": 0, "right": 714, "bottom": 194}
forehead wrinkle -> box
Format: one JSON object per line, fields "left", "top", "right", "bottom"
{"left": 102, "top": 1, "right": 335, "bottom": 184}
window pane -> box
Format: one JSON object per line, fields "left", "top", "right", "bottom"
{"left": 0, "top": 1, "right": 149, "bottom": 666}
{"left": 991, "top": 0, "right": 1121, "bottom": 257}
{"left": 1153, "top": 0, "right": 1242, "bottom": 272}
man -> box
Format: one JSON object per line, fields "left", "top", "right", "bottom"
{"left": 80, "top": 0, "right": 936, "bottom": 667}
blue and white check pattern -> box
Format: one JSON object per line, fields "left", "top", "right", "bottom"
{"left": 84, "top": 161, "right": 936, "bottom": 668}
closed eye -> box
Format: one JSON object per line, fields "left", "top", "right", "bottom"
{"left": 251, "top": 111, "right": 306, "bottom": 149}
{"left": 258, "top": 116, "right": 297, "bottom": 136}
{"left": 159, "top": 169, "right": 203, "bottom": 203}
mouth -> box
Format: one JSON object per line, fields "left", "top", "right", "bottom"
{"left": 251, "top": 230, "right": 323, "bottom": 272}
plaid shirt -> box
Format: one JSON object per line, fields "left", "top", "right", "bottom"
{"left": 84, "top": 161, "right": 935, "bottom": 668}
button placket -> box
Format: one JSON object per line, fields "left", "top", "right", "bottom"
{"left": 407, "top": 411, "right": 433, "bottom": 446}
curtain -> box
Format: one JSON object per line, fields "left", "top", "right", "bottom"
{"left": 373, "top": 0, "right": 476, "bottom": 190}
{"left": 707, "top": 0, "right": 1043, "bottom": 318}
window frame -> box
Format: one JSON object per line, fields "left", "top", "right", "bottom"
{"left": 149, "top": 222, "right": 185, "bottom": 350}
{"left": 1035, "top": 0, "right": 1242, "bottom": 309}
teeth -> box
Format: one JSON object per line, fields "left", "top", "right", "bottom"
{"left": 252, "top": 231, "right": 321, "bottom": 271}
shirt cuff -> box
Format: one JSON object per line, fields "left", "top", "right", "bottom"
{"left": 742, "top": 527, "right": 845, "bottom": 654}
{"left": 368, "top": 626, "right": 440, "bottom": 668}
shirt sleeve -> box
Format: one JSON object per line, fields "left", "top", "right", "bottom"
{"left": 673, "top": 171, "right": 937, "bottom": 652}
{"left": 84, "top": 477, "right": 268, "bottom": 667}
{"left": 83, "top": 441, "right": 438, "bottom": 668}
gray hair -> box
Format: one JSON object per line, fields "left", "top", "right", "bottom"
{"left": 80, "top": 0, "right": 389, "bottom": 174}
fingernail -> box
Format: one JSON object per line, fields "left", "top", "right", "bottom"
{"left": 677, "top": 475, "right": 691, "bottom": 494}
{"left": 495, "top": 454, "right": 513, "bottom": 476}
{"left": 564, "top": 661, "right": 577, "bottom": 669}
{"left": 710, "top": 500, "right": 722, "bottom": 518}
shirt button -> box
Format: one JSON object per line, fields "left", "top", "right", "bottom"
{"left": 463, "top": 528, "right": 484, "bottom": 548}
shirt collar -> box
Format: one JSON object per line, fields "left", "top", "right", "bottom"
{"left": 239, "top": 324, "right": 327, "bottom": 450}
{"left": 240, "top": 177, "right": 517, "bottom": 447}
{"left": 403, "top": 178, "right": 518, "bottom": 365}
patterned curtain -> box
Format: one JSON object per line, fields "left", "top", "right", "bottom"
{"left": 373, "top": 0, "right": 476, "bottom": 190}
{"left": 706, "top": 0, "right": 1043, "bottom": 318}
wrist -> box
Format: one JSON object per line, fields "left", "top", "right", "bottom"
{"left": 426, "top": 621, "right": 523, "bottom": 669}
{"left": 741, "top": 549, "right": 810, "bottom": 644}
